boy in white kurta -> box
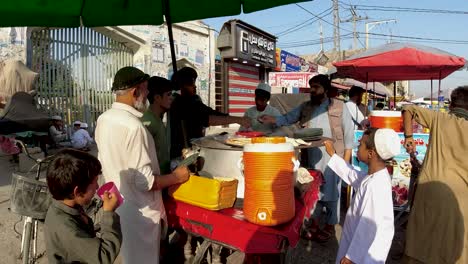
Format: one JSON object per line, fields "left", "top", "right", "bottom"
{"left": 324, "top": 128, "right": 400, "bottom": 264}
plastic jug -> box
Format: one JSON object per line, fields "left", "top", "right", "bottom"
{"left": 240, "top": 142, "right": 299, "bottom": 226}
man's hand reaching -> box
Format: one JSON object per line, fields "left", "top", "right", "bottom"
{"left": 323, "top": 140, "right": 336, "bottom": 157}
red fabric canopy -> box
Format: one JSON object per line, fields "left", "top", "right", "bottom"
{"left": 333, "top": 43, "right": 466, "bottom": 82}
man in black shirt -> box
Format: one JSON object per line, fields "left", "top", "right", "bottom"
{"left": 169, "top": 67, "right": 250, "bottom": 158}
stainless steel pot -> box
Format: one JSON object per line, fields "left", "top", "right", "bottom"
{"left": 192, "top": 137, "right": 245, "bottom": 198}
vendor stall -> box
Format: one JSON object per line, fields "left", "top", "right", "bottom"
{"left": 352, "top": 130, "right": 428, "bottom": 207}
{"left": 163, "top": 133, "right": 328, "bottom": 263}
{"left": 333, "top": 43, "right": 466, "bottom": 223}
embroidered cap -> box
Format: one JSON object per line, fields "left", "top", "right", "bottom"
{"left": 375, "top": 128, "right": 401, "bottom": 160}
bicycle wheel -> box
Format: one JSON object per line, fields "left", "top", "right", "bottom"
{"left": 22, "top": 221, "right": 33, "bottom": 264}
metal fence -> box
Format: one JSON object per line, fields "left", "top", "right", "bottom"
{"left": 30, "top": 27, "right": 133, "bottom": 134}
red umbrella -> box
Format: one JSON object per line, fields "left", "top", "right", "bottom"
{"left": 333, "top": 43, "right": 466, "bottom": 109}
{"left": 333, "top": 42, "right": 465, "bottom": 82}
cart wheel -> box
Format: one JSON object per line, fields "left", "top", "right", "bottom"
{"left": 279, "top": 239, "right": 296, "bottom": 264}
{"left": 280, "top": 247, "right": 295, "bottom": 264}
{"left": 191, "top": 240, "right": 234, "bottom": 264}
{"left": 192, "top": 240, "right": 211, "bottom": 264}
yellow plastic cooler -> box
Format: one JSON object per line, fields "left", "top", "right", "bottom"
{"left": 168, "top": 174, "right": 238, "bottom": 210}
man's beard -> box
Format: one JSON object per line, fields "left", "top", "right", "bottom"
{"left": 134, "top": 98, "right": 148, "bottom": 112}
{"left": 310, "top": 93, "right": 325, "bottom": 105}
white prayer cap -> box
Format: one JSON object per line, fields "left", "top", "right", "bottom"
{"left": 375, "top": 128, "right": 401, "bottom": 160}
{"left": 256, "top": 83, "right": 271, "bottom": 93}
{"left": 51, "top": 115, "right": 62, "bottom": 121}
{"left": 73, "top": 121, "right": 81, "bottom": 126}
{"left": 80, "top": 123, "right": 88, "bottom": 128}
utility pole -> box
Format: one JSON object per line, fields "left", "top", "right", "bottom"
{"left": 341, "top": 7, "right": 368, "bottom": 50}
{"left": 333, "top": 0, "right": 341, "bottom": 59}
{"left": 319, "top": 21, "right": 324, "bottom": 52}
{"left": 365, "top": 19, "right": 396, "bottom": 49}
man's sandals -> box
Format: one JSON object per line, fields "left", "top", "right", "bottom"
{"left": 302, "top": 226, "right": 334, "bottom": 243}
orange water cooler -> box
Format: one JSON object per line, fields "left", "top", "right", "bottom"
{"left": 369, "top": 110, "right": 403, "bottom": 132}
{"left": 241, "top": 141, "right": 299, "bottom": 226}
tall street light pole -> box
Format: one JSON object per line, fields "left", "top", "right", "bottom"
{"left": 365, "top": 19, "right": 396, "bottom": 49}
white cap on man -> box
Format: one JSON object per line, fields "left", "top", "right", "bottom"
{"left": 256, "top": 83, "right": 271, "bottom": 93}
{"left": 374, "top": 128, "right": 401, "bottom": 160}
{"left": 80, "top": 123, "right": 88, "bottom": 128}
{"left": 73, "top": 121, "right": 81, "bottom": 126}
{"left": 51, "top": 115, "right": 62, "bottom": 121}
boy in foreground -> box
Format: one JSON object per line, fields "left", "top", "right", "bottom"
{"left": 44, "top": 149, "right": 122, "bottom": 264}
{"left": 323, "top": 128, "right": 399, "bottom": 264}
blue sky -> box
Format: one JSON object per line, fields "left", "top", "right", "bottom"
{"left": 203, "top": 0, "right": 468, "bottom": 98}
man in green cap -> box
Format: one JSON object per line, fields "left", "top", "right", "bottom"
{"left": 95, "top": 66, "right": 190, "bottom": 264}
{"left": 141, "top": 76, "right": 174, "bottom": 174}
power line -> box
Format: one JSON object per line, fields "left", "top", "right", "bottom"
{"left": 355, "top": 7, "right": 468, "bottom": 15}
{"left": 275, "top": 7, "right": 334, "bottom": 36}
{"left": 357, "top": 32, "right": 468, "bottom": 44}
{"left": 279, "top": 33, "right": 354, "bottom": 46}
{"left": 279, "top": 37, "right": 353, "bottom": 49}
{"left": 264, "top": 19, "right": 320, "bottom": 29}
{"left": 277, "top": 11, "right": 333, "bottom": 37}
{"left": 339, "top": 1, "right": 468, "bottom": 15}
{"left": 366, "top": 36, "right": 468, "bottom": 45}
{"left": 275, "top": 7, "right": 333, "bottom": 35}
{"left": 295, "top": 3, "right": 360, "bottom": 36}
{"left": 278, "top": 34, "right": 354, "bottom": 48}
{"left": 294, "top": 3, "right": 367, "bottom": 49}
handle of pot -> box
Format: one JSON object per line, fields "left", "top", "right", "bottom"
{"left": 237, "top": 157, "right": 244, "bottom": 176}
{"left": 292, "top": 157, "right": 300, "bottom": 172}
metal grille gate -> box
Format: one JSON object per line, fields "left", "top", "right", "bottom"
{"left": 30, "top": 27, "right": 133, "bottom": 133}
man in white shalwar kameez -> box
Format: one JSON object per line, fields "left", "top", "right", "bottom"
{"left": 95, "top": 67, "right": 189, "bottom": 264}
{"left": 324, "top": 128, "right": 399, "bottom": 264}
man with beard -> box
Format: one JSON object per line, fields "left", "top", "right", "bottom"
{"left": 259, "top": 74, "right": 354, "bottom": 242}
{"left": 95, "top": 67, "right": 190, "bottom": 264}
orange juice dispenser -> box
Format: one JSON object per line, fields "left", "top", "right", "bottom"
{"left": 369, "top": 110, "right": 403, "bottom": 132}
{"left": 240, "top": 139, "right": 299, "bottom": 226}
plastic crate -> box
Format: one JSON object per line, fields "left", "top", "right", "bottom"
{"left": 9, "top": 173, "right": 51, "bottom": 220}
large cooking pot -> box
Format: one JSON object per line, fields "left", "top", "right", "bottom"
{"left": 192, "top": 137, "right": 303, "bottom": 199}
{"left": 192, "top": 137, "right": 245, "bottom": 198}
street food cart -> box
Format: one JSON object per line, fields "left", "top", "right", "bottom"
{"left": 163, "top": 135, "right": 328, "bottom": 263}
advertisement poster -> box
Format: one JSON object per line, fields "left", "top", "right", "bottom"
{"left": 352, "top": 130, "right": 429, "bottom": 207}
{"left": 268, "top": 72, "right": 316, "bottom": 89}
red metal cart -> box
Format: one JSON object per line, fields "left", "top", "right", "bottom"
{"left": 164, "top": 170, "right": 322, "bottom": 264}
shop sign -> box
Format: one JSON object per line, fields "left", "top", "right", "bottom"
{"left": 268, "top": 72, "right": 316, "bottom": 88}
{"left": 236, "top": 24, "right": 276, "bottom": 68}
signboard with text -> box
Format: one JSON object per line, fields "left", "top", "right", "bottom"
{"left": 235, "top": 24, "right": 276, "bottom": 68}
{"left": 269, "top": 72, "right": 316, "bottom": 89}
